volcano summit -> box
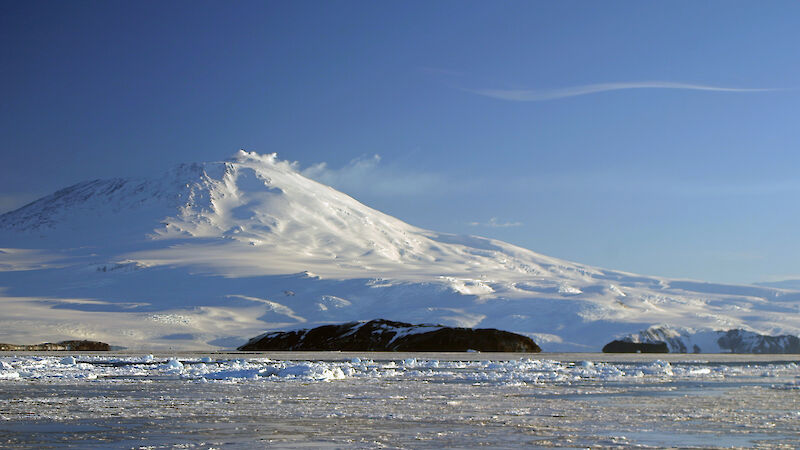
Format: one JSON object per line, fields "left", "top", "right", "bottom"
{"left": 1, "top": 151, "right": 798, "bottom": 351}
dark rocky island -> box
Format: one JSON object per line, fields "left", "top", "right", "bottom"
{"left": 239, "top": 319, "right": 541, "bottom": 352}
{"left": 0, "top": 340, "right": 111, "bottom": 351}
{"left": 602, "top": 340, "right": 669, "bottom": 353}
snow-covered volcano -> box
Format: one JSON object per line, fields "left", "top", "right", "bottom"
{"left": 1, "top": 151, "right": 799, "bottom": 351}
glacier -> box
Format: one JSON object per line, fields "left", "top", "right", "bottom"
{"left": 1, "top": 150, "right": 799, "bottom": 351}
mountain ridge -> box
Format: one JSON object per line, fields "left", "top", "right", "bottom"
{"left": 1, "top": 151, "right": 799, "bottom": 351}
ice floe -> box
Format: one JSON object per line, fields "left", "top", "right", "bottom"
{"left": 0, "top": 355, "right": 796, "bottom": 385}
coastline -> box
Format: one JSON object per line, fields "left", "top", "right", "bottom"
{"left": 3, "top": 350, "right": 799, "bottom": 363}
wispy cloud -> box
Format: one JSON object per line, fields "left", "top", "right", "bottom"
{"left": 302, "top": 155, "right": 800, "bottom": 204}
{"left": 464, "top": 81, "right": 778, "bottom": 102}
{"left": 469, "top": 217, "right": 523, "bottom": 228}
{"left": 301, "top": 154, "right": 448, "bottom": 197}
{"left": 302, "top": 154, "right": 383, "bottom": 184}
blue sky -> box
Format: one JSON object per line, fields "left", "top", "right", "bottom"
{"left": 2, "top": 1, "right": 799, "bottom": 284}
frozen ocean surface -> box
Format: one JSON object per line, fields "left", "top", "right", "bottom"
{"left": 0, "top": 352, "right": 798, "bottom": 448}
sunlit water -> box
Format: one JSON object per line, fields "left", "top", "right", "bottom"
{"left": 1, "top": 352, "right": 798, "bottom": 448}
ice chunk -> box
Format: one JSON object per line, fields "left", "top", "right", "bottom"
{"left": 162, "top": 358, "right": 184, "bottom": 371}
{"left": 640, "top": 360, "right": 673, "bottom": 376}
{"left": 277, "top": 362, "right": 346, "bottom": 381}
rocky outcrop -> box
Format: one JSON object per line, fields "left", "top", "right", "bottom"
{"left": 717, "top": 329, "right": 800, "bottom": 354}
{"left": 238, "top": 319, "right": 541, "bottom": 352}
{"left": 613, "top": 325, "right": 800, "bottom": 353}
{"left": 0, "top": 340, "right": 111, "bottom": 351}
{"left": 602, "top": 340, "right": 669, "bottom": 353}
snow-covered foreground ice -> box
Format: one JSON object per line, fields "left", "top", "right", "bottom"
{"left": 1, "top": 353, "right": 798, "bottom": 448}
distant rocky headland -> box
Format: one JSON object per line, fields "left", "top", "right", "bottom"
{"left": 239, "top": 319, "right": 541, "bottom": 352}
{"left": 0, "top": 340, "right": 110, "bottom": 351}
{"left": 604, "top": 327, "right": 800, "bottom": 353}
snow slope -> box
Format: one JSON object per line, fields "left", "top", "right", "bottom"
{"left": 1, "top": 151, "right": 799, "bottom": 351}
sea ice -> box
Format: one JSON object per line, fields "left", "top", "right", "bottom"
{"left": 1, "top": 353, "right": 798, "bottom": 448}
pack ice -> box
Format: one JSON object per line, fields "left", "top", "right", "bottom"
{"left": 1, "top": 151, "right": 799, "bottom": 351}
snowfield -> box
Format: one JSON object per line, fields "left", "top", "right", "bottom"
{"left": 1, "top": 151, "right": 799, "bottom": 351}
